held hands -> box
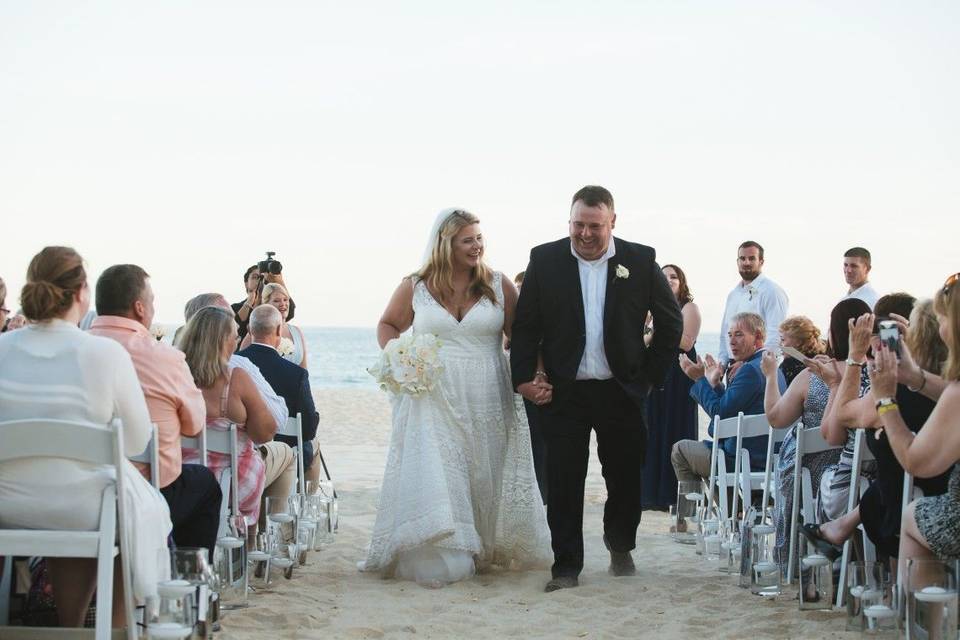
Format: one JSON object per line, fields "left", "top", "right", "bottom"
{"left": 679, "top": 353, "right": 706, "bottom": 381}
{"left": 760, "top": 350, "right": 779, "bottom": 377}
{"left": 868, "top": 344, "right": 899, "bottom": 397}
{"left": 847, "top": 313, "right": 874, "bottom": 361}
{"left": 519, "top": 373, "right": 553, "bottom": 406}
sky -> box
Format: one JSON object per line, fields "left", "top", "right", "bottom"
{"left": 2, "top": 1, "right": 958, "bottom": 333}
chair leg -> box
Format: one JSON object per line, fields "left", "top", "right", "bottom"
{"left": 0, "top": 556, "right": 11, "bottom": 625}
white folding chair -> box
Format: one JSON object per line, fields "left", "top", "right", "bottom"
{"left": 0, "top": 419, "right": 136, "bottom": 640}
{"left": 836, "top": 428, "right": 876, "bottom": 608}
{"left": 786, "top": 425, "right": 843, "bottom": 584}
{"left": 705, "top": 414, "right": 739, "bottom": 520}
{"left": 129, "top": 423, "right": 161, "bottom": 489}
{"left": 732, "top": 414, "right": 789, "bottom": 519}
{"left": 204, "top": 425, "right": 240, "bottom": 539}
{"left": 276, "top": 414, "right": 306, "bottom": 496}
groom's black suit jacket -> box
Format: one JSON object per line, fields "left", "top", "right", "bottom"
{"left": 511, "top": 237, "right": 683, "bottom": 405}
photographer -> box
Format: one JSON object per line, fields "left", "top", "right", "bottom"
{"left": 233, "top": 255, "right": 296, "bottom": 343}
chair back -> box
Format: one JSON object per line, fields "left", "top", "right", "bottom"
{"left": 206, "top": 424, "right": 240, "bottom": 517}
{"left": 128, "top": 422, "right": 160, "bottom": 489}
{"left": 181, "top": 428, "right": 208, "bottom": 466}
{"left": 281, "top": 414, "right": 306, "bottom": 495}
{"left": 0, "top": 418, "right": 136, "bottom": 639}
{"left": 706, "top": 414, "right": 738, "bottom": 516}
{"left": 785, "top": 425, "right": 843, "bottom": 584}
{"left": 836, "top": 428, "right": 871, "bottom": 608}
{"left": 0, "top": 419, "right": 114, "bottom": 465}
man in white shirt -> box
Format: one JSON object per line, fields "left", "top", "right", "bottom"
{"left": 841, "top": 247, "right": 879, "bottom": 309}
{"left": 718, "top": 241, "right": 789, "bottom": 367}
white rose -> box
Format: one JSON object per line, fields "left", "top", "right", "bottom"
{"left": 277, "top": 337, "right": 295, "bottom": 356}
{"left": 615, "top": 264, "right": 630, "bottom": 279}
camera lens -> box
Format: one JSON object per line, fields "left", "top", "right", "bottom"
{"left": 269, "top": 261, "right": 282, "bottom": 275}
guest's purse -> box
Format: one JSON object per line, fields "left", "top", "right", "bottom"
{"left": 368, "top": 334, "right": 443, "bottom": 396}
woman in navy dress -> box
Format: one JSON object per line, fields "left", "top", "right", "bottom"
{"left": 642, "top": 264, "right": 701, "bottom": 509}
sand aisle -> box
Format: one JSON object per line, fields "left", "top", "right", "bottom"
{"left": 219, "top": 389, "right": 856, "bottom": 639}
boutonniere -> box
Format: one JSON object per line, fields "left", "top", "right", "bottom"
{"left": 615, "top": 264, "right": 630, "bottom": 280}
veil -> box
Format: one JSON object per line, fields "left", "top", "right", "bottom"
{"left": 420, "top": 208, "right": 462, "bottom": 269}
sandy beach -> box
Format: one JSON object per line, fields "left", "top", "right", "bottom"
{"left": 218, "top": 388, "right": 857, "bottom": 640}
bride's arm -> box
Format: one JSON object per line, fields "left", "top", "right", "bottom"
{"left": 501, "top": 275, "right": 519, "bottom": 340}
{"left": 377, "top": 278, "right": 415, "bottom": 348}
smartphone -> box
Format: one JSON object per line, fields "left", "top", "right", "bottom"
{"left": 878, "top": 320, "right": 901, "bottom": 356}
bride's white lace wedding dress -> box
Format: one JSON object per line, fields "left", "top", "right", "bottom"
{"left": 361, "top": 272, "right": 551, "bottom": 584}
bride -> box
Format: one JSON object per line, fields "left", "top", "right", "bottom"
{"left": 361, "top": 208, "right": 551, "bottom": 586}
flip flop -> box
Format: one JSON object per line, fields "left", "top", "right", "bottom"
{"left": 799, "top": 523, "right": 842, "bottom": 561}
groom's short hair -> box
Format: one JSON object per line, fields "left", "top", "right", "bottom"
{"left": 571, "top": 185, "right": 614, "bottom": 211}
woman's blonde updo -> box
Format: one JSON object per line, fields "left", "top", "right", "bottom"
{"left": 20, "top": 246, "right": 87, "bottom": 322}
{"left": 779, "top": 315, "right": 826, "bottom": 358}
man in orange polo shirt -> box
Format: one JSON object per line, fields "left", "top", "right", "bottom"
{"left": 90, "top": 264, "right": 222, "bottom": 557}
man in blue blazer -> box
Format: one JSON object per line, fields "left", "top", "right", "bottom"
{"left": 237, "top": 304, "right": 320, "bottom": 472}
{"left": 671, "top": 311, "right": 786, "bottom": 483}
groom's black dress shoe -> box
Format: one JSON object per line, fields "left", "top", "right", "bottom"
{"left": 604, "top": 535, "right": 636, "bottom": 576}
{"left": 544, "top": 576, "right": 578, "bottom": 592}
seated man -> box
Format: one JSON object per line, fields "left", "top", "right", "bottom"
{"left": 237, "top": 304, "right": 319, "bottom": 476}
{"left": 89, "top": 264, "right": 222, "bottom": 556}
{"left": 671, "top": 312, "right": 786, "bottom": 484}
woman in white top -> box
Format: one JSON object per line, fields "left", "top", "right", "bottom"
{"left": 239, "top": 283, "right": 307, "bottom": 369}
{"left": 0, "top": 247, "right": 172, "bottom": 628}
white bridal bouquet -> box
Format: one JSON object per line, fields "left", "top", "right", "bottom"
{"left": 368, "top": 333, "right": 443, "bottom": 396}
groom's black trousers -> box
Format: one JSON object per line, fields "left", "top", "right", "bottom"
{"left": 539, "top": 379, "right": 646, "bottom": 579}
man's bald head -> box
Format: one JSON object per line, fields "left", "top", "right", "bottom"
{"left": 249, "top": 304, "right": 282, "bottom": 345}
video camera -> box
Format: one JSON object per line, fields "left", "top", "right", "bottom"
{"left": 258, "top": 251, "right": 282, "bottom": 276}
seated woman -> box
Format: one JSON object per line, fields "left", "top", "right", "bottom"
{"left": 804, "top": 296, "right": 953, "bottom": 563}
{"left": 809, "top": 298, "right": 874, "bottom": 524}
{"left": 238, "top": 283, "right": 307, "bottom": 369}
{"left": 178, "top": 306, "right": 294, "bottom": 530}
{"left": 871, "top": 274, "right": 960, "bottom": 576}
{"left": 760, "top": 315, "right": 837, "bottom": 573}
{"left": 0, "top": 246, "right": 171, "bottom": 628}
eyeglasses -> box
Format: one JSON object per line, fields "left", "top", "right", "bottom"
{"left": 944, "top": 272, "right": 960, "bottom": 298}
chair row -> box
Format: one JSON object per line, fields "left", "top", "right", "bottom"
{"left": 699, "top": 413, "right": 922, "bottom": 609}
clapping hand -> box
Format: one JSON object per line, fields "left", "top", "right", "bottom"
{"left": 806, "top": 354, "right": 842, "bottom": 387}
{"left": 868, "top": 344, "right": 899, "bottom": 398}
{"left": 847, "top": 313, "right": 874, "bottom": 362}
{"left": 679, "top": 353, "right": 706, "bottom": 381}
{"left": 703, "top": 354, "right": 724, "bottom": 387}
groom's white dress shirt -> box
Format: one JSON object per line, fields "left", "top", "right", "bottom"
{"left": 573, "top": 240, "right": 615, "bottom": 381}
{"left": 718, "top": 273, "right": 789, "bottom": 365}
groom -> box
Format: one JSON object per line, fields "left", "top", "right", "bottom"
{"left": 511, "top": 185, "right": 683, "bottom": 592}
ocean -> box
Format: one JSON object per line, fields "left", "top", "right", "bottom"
{"left": 297, "top": 327, "right": 724, "bottom": 390}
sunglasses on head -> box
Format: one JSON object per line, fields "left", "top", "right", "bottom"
{"left": 944, "top": 272, "right": 960, "bottom": 297}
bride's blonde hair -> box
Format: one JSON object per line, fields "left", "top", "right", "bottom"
{"left": 417, "top": 209, "right": 497, "bottom": 306}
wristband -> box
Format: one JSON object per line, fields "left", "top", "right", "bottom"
{"left": 907, "top": 369, "right": 927, "bottom": 393}
{"left": 877, "top": 403, "right": 899, "bottom": 417}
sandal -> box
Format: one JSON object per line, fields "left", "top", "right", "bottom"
{"left": 799, "top": 523, "right": 842, "bottom": 561}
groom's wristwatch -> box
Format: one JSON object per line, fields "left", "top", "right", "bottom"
{"left": 534, "top": 370, "right": 548, "bottom": 379}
